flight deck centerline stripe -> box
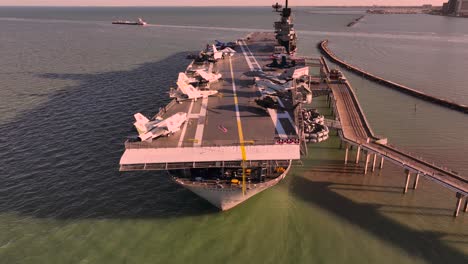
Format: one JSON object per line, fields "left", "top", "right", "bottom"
{"left": 178, "top": 100, "right": 195, "bottom": 147}
{"left": 239, "top": 40, "right": 288, "bottom": 138}
{"left": 241, "top": 40, "right": 297, "bottom": 133}
{"left": 229, "top": 56, "right": 247, "bottom": 195}
{"left": 193, "top": 96, "right": 208, "bottom": 147}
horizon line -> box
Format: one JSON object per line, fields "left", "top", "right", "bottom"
{"left": 0, "top": 5, "right": 439, "bottom": 7}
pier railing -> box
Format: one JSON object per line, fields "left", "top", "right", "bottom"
{"left": 153, "top": 99, "right": 178, "bottom": 119}
{"left": 319, "top": 54, "right": 467, "bottom": 213}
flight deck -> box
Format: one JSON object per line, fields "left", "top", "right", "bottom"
{"left": 120, "top": 33, "right": 303, "bottom": 170}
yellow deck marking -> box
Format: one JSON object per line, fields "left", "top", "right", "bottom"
{"left": 229, "top": 57, "right": 247, "bottom": 195}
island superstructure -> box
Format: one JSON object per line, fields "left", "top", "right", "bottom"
{"left": 274, "top": 0, "right": 297, "bottom": 53}
{"left": 119, "top": 1, "right": 323, "bottom": 210}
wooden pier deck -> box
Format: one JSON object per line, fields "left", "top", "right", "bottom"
{"left": 322, "top": 63, "right": 468, "bottom": 217}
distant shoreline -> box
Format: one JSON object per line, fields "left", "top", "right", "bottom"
{"left": 0, "top": 5, "right": 442, "bottom": 8}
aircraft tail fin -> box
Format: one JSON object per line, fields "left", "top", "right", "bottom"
{"left": 212, "top": 44, "right": 223, "bottom": 60}
{"left": 177, "top": 72, "right": 188, "bottom": 84}
{"left": 196, "top": 69, "right": 220, "bottom": 82}
{"left": 134, "top": 113, "right": 150, "bottom": 134}
{"left": 177, "top": 81, "right": 200, "bottom": 99}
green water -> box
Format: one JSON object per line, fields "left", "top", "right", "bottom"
{"left": 1, "top": 96, "right": 466, "bottom": 264}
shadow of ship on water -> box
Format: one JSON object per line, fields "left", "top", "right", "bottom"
{"left": 290, "top": 159, "right": 468, "bottom": 264}
{"left": 0, "top": 52, "right": 218, "bottom": 219}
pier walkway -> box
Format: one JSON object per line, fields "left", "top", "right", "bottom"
{"left": 322, "top": 63, "right": 468, "bottom": 216}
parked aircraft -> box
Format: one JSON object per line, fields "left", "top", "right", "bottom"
{"left": 255, "top": 95, "right": 300, "bottom": 111}
{"left": 170, "top": 74, "right": 218, "bottom": 101}
{"left": 178, "top": 72, "right": 199, "bottom": 85}
{"left": 133, "top": 112, "right": 187, "bottom": 141}
{"left": 195, "top": 69, "right": 222, "bottom": 83}
{"left": 250, "top": 70, "right": 286, "bottom": 84}
{"left": 215, "top": 40, "right": 237, "bottom": 49}
{"left": 255, "top": 78, "right": 293, "bottom": 95}
{"left": 220, "top": 47, "right": 236, "bottom": 57}
{"left": 204, "top": 44, "right": 223, "bottom": 61}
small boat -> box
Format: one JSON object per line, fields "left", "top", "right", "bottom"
{"left": 112, "top": 18, "right": 147, "bottom": 26}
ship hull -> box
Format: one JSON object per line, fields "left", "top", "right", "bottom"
{"left": 112, "top": 22, "right": 146, "bottom": 26}
{"left": 171, "top": 161, "right": 292, "bottom": 210}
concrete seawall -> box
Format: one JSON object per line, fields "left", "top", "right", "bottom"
{"left": 347, "top": 15, "right": 365, "bottom": 27}
{"left": 319, "top": 40, "right": 468, "bottom": 114}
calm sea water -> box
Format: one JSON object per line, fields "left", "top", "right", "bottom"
{"left": 0, "top": 7, "right": 467, "bottom": 264}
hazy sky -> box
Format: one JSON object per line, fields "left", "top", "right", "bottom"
{"left": 0, "top": 1, "right": 446, "bottom": 6}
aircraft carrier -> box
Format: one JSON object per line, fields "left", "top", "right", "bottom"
{"left": 119, "top": 1, "right": 326, "bottom": 210}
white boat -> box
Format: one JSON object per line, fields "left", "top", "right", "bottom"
{"left": 112, "top": 18, "right": 147, "bottom": 26}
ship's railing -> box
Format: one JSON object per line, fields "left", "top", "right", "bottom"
{"left": 120, "top": 160, "right": 292, "bottom": 171}
{"left": 175, "top": 173, "right": 284, "bottom": 189}
{"left": 153, "top": 99, "right": 178, "bottom": 118}
{"left": 124, "top": 137, "right": 301, "bottom": 149}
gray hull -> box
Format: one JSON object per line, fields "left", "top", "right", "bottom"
{"left": 172, "top": 161, "right": 292, "bottom": 210}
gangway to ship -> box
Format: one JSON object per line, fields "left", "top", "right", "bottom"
{"left": 320, "top": 60, "right": 468, "bottom": 217}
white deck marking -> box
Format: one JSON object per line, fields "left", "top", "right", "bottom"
{"left": 177, "top": 100, "right": 195, "bottom": 147}
{"left": 241, "top": 40, "right": 297, "bottom": 134}
{"left": 193, "top": 96, "right": 209, "bottom": 147}
{"left": 239, "top": 40, "right": 288, "bottom": 138}
{"left": 266, "top": 108, "right": 287, "bottom": 138}
{"left": 240, "top": 48, "right": 254, "bottom": 70}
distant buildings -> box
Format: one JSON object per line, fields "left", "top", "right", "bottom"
{"left": 441, "top": 0, "right": 468, "bottom": 16}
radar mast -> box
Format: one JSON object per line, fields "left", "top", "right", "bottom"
{"left": 273, "top": 0, "right": 297, "bottom": 54}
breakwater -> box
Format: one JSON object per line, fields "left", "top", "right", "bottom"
{"left": 319, "top": 40, "right": 468, "bottom": 114}
{"left": 347, "top": 15, "right": 365, "bottom": 27}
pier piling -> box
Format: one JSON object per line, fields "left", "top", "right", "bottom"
{"left": 404, "top": 170, "right": 411, "bottom": 194}
{"left": 454, "top": 193, "right": 464, "bottom": 217}
{"left": 344, "top": 144, "right": 349, "bottom": 165}
{"left": 372, "top": 153, "right": 377, "bottom": 172}
{"left": 413, "top": 173, "right": 420, "bottom": 190}
{"left": 317, "top": 44, "right": 467, "bottom": 219}
{"left": 355, "top": 146, "right": 361, "bottom": 164}
{"left": 364, "top": 153, "right": 370, "bottom": 174}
